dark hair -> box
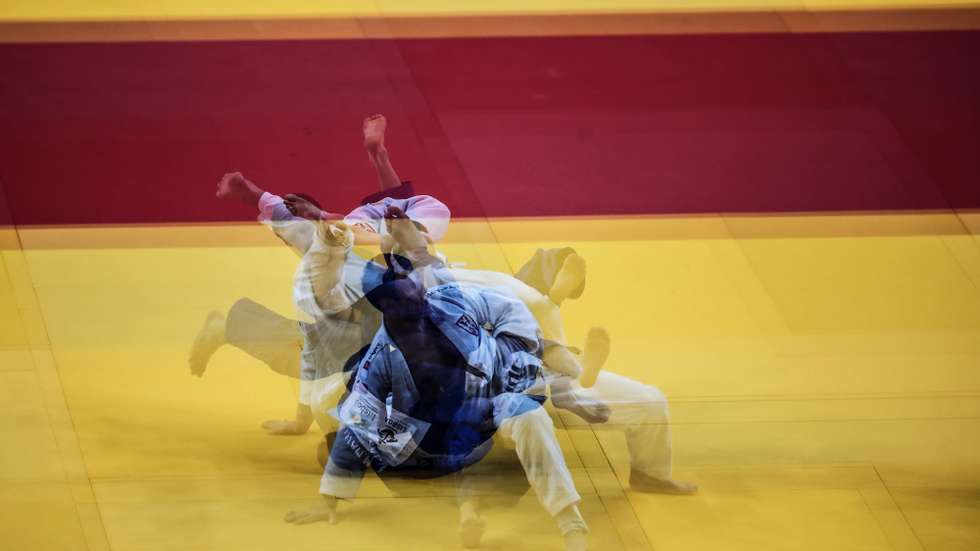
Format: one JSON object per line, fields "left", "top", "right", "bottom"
{"left": 383, "top": 253, "right": 415, "bottom": 278}
{"left": 289, "top": 192, "right": 323, "bottom": 209}
{"left": 365, "top": 275, "right": 420, "bottom": 311}
{"left": 363, "top": 252, "right": 422, "bottom": 306}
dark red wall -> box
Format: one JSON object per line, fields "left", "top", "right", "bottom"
{"left": 1, "top": 32, "right": 977, "bottom": 224}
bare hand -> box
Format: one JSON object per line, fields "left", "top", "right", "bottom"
{"left": 261, "top": 419, "right": 307, "bottom": 435}
{"left": 284, "top": 194, "right": 325, "bottom": 221}
{"left": 555, "top": 393, "right": 611, "bottom": 424}
{"left": 284, "top": 506, "right": 336, "bottom": 525}
{"left": 215, "top": 172, "right": 247, "bottom": 199}
{"left": 285, "top": 496, "right": 338, "bottom": 525}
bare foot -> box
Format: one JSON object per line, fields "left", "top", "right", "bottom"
{"left": 363, "top": 114, "right": 387, "bottom": 154}
{"left": 579, "top": 327, "right": 610, "bottom": 388}
{"left": 549, "top": 253, "right": 586, "bottom": 305}
{"left": 564, "top": 529, "right": 588, "bottom": 551}
{"left": 629, "top": 470, "right": 698, "bottom": 495}
{"left": 458, "top": 516, "right": 485, "bottom": 549}
{"left": 188, "top": 311, "right": 225, "bottom": 377}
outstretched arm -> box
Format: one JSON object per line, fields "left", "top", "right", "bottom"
{"left": 282, "top": 194, "right": 383, "bottom": 248}
{"left": 282, "top": 194, "right": 345, "bottom": 221}
{"left": 218, "top": 172, "right": 321, "bottom": 254}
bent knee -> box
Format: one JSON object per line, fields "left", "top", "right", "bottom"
{"left": 613, "top": 380, "right": 669, "bottom": 419}
{"left": 637, "top": 386, "right": 670, "bottom": 421}
{"left": 503, "top": 405, "right": 555, "bottom": 439}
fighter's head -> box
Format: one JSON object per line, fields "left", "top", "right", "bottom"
{"left": 365, "top": 274, "right": 427, "bottom": 321}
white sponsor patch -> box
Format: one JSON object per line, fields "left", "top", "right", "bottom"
{"left": 340, "top": 389, "right": 430, "bottom": 467}
{"left": 377, "top": 407, "right": 430, "bottom": 465}
{"left": 341, "top": 388, "right": 383, "bottom": 426}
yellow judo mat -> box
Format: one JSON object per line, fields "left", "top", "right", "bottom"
{"left": 2, "top": 212, "right": 979, "bottom": 550}
{"left": 2, "top": 3, "right": 980, "bottom": 550}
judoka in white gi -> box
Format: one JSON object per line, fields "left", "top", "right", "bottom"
{"left": 188, "top": 114, "right": 451, "bottom": 434}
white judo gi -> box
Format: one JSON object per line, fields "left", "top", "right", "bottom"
{"left": 284, "top": 200, "right": 675, "bottom": 489}
{"left": 429, "top": 264, "right": 676, "bottom": 482}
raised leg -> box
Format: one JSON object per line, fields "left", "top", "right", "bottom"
{"left": 548, "top": 254, "right": 586, "bottom": 306}
{"left": 457, "top": 497, "right": 485, "bottom": 549}
{"left": 363, "top": 114, "right": 401, "bottom": 191}
{"left": 188, "top": 311, "right": 226, "bottom": 377}
{"left": 578, "top": 327, "right": 610, "bottom": 388}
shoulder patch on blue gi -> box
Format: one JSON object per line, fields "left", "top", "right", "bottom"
{"left": 364, "top": 341, "right": 387, "bottom": 366}
{"left": 428, "top": 283, "right": 461, "bottom": 297}
{"left": 455, "top": 313, "right": 480, "bottom": 336}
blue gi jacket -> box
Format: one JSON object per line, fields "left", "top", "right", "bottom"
{"left": 320, "top": 282, "right": 546, "bottom": 497}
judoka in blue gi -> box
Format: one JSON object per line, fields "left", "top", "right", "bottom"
{"left": 285, "top": 259, "right": 591, "bottom": 551}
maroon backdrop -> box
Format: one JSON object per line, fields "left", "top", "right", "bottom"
{"left": 1, "top": 31, "right": 978, "bottom": 225}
